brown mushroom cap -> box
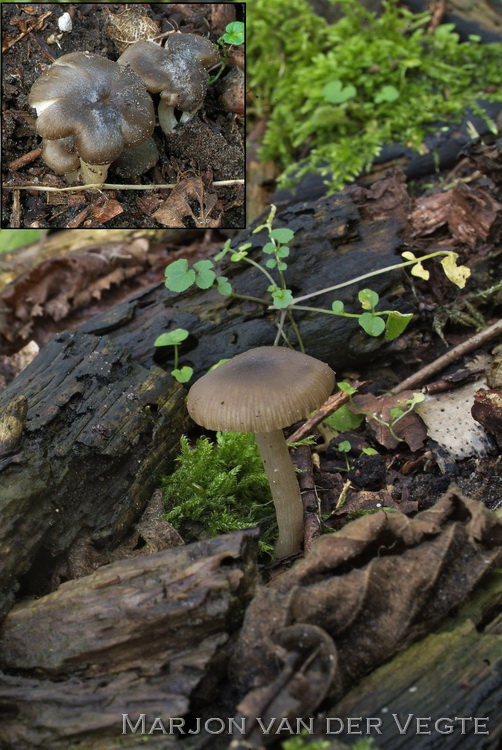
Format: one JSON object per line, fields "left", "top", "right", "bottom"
{"left": 187, "top": 347, "right": 335, "bottom": 433}
{"left": 29, "top": 52, "right": 155, "bottom": 165}
{"left": 41, "top": 136, "right": 80, "bottom": 175}
{"left": 166, "top": 33, "right": 221, "bottom": 68}
{"left": 111, "top": 137, "right": 159, "bottom": 178}
{"left": 118, "top": 34, "right": 219, "bottom": 113}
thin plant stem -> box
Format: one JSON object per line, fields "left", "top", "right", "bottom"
{"left": 286, "top": 310, "right": 305, "bottom": 352}
{"left": 241, "top": 256, "right": 277, "bottom": 286}
{"left": 273, "top": 310, "right": 287, "bottom": 346}
{"left": 287, "top": 252, "right": 453, "bottom": 306}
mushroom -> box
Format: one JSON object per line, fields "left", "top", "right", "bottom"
{"left": 111, "top": 137, "right": 159, "bottom": 179}
{"left": 186, "top": 347, "right": 335, "bottom": 557}
{"left": 29, "top": 52, "right": 155, "bottom": 184}
{"left": 118, "top": 33, "right": 220, "bottom": 135}
{"left": 41, "top": 136, "right": 80, "bottom": 182}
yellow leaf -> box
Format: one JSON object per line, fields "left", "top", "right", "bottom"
{"left": 402, "top": 251, "right": 417, "bottom": 261}
{"left": 440, "top": 253, "right": 471, "bottom": 289}
{"left": 410, "top": 261, "right": 430, "bottom": 281}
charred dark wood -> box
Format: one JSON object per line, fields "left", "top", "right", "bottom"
{"left": 0, "top": 331, "right": 190, "bottom": 619}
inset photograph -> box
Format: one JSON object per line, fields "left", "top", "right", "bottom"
{"left": 1, "top": 3, "right": 245, "bottom": 229}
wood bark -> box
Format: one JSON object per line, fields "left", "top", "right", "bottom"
{"left": 0, "top": 529, "right": 258, "bottom": 749}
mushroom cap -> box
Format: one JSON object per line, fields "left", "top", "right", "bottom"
{"left": 166, "top": 33, "right": 221, "bottom": 68}
{"left": 187, "top": 347, "right": 335, "bottom": 433}
{"left": 112, "top": 136, "right": 159, "bottom": 178}
{"left": 41, "top": 136, "right": 80, "bottom": 174}
{"left": 29, "top": 52, "right": 155, "bottom": 165}
{"left": 118, "top": 38, "right": 213, "bottom": 112}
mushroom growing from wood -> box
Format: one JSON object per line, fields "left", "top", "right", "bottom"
{"left": 118, "top": 33, "right": 220, "bottom": 135}
{"left": 29, "top": 52, "right": 155, "bottom": 184}
{"left": 186, "top": 347, "right": 335, "bottom": 558}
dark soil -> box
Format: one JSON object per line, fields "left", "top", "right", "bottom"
{"left": 1, "top": 3, "right": 245, "bottom": 229}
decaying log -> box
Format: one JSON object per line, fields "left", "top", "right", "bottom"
{"left": 313, "top": 570, "right": 502, "bottom": 750}
{"left": 0, "top": 529, "right": 258, "bottom": 749}
{"left": 0, "top": 330, "right": 190, "bottom": 619}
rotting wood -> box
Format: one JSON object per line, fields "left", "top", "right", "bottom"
{"left": 0, "top": 529, "right": 259, "bottom": 749}
{"left": 0, "top": 331, "right": 190, "bottom": 619}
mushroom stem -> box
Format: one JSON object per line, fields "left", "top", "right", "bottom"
{"left": 79, "top": 161, "right": 111, "bottom": 185}
{"left": 158, "top": 100, "right": 178, "bottom": 135}
{"left": 254, "top": 430, "right": 304, "bottom": 558}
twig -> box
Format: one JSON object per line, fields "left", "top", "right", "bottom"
{"left": 2, "top": 11, "right": 52, "bottom": 51}
{"left": 294, "top": 445, "right": 320, "bottom": 555}
{"left": 288, "top": 380, "right": 370, "bottom": 444}
{"left": 2, "top": 179, "right": 244, "bottom": 192}
{"left": 8, "top": 149, "right": 43, "bottom": 171}
{"left": 395, "top": 318, "right": 502, "bottom": 393}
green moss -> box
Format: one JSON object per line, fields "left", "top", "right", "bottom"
{"left": 162, "top": 432, "right": 274, "bottom": 552}
{"left": 247, "top": 0, "right": 502, "bottom": 192}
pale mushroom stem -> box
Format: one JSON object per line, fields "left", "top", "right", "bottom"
{"left": 79, "top": 161, "right": 111, "bottom": 185}
{"left": 255, "top": 430, "right": 304, "bottom": 558}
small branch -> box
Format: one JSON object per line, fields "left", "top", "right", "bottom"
{"left": 288, "top": 381, "right": 370, "bottom": 444}
{"left": 2, "top": 11, "right": 52, "bottom": 51}
{"left": 395, "top": 318, "right": 502, "bottom": 393}
{"left": 2, "top": 179, "right": 244, "bottom": 192}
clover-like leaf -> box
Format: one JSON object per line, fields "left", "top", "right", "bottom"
{"left": 321, "top": 80, "right": 357, "bottom": 104}
{"left": 410, "top": 261, "right": 430, "bottom": 280}
{"left": 165, "top": 258, "right": 196, "bottom": 292}
{"left": 276, "top": 245, "right": 290, "bottom": 258}
{"left": 331, "top": 300, "right": 345, "bottom": 314}
{"left": 216, "top": 276, "right": 232, "bottom": 296}
{"left": 338, "top": 381, "right": 358, "bottom": 395}
{"left": 268, "top": 284, "right": 294, "bottom": 308}
{"left": 214, "top": 238, "right": 232, "bottom": 261}
{"left": 154, "top": 328, "right": 189, "bottom": 347}
{"left": 324, "top": 404, "right": 364, "bottom": 432}
{"left": 385, "top": 311, "right": 413, "bottom": 341}
{"left": 221, "top": 21, "right": 244, "bottom": 46}
{"left": 193, "top": 259, "right": 216, "bottom": 289}
{"left": 262, "top": 242, "right": 276, "bottom": 255}
{"left": 358, "top": 288, "right": 379, "bottom": 310}
{"left": 374, "top": 85, "right": 400, "bottom": 103}
{"left": 266, "top": 258, "right": 278, "bottom": 268}
{"left": 358, "top": 312, "right": 386, "bottom": 336}
{"left": 171, "top": 366, "right": 193, "bottom": 383}
{"left": 440, "top": 253, "right": 471, "bottom": 289}
{"left": 269, "top": 227, "right": 295, "bottom": 244}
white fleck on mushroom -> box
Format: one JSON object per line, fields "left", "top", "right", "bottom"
{"left": 186, "top": 347, "right": 335, "bottom": 558}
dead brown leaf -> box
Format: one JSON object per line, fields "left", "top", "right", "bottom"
{"left": 351, "top": 390, "right": 427, "bottom": 450}
{"left": 230, "top": 487, "right": 502, "bottom": 731}
{"left": 152, "top": 175, "right": 222, "bottom": 228}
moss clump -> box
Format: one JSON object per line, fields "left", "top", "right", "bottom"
{"left": 247, "top": 0, "right": 502, "bottom": 192}
{"left": 162, "top": 432, "right": 274, "bottom": 552}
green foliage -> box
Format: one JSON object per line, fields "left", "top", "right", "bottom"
{"left": 220, "top": 21, "right": 244, "bottom": 46}
{"left": 0, "top": 229, "right": 44, "bottom": 254}
{"left": 162, "top": 432, "right": 274, "bottom": 552}
{"left": 154, "top": 328, "right": 193, "bottom": 384}
{"left": 281, "top": 736, "right": 377, "bottom": 750}
{"left": 159, "top": 206, "right": 470, "bottom": 378}
{"left": 247, "top": 0, "right": 502, "bottom": 192}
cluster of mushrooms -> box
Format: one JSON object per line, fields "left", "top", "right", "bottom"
{"left": 187, "top": 347, "right": 336, "bottom": 558}
{"left": 28, "top": 33, "right": 221, "bottom": 184}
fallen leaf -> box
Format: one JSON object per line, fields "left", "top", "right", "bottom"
{"left": 230, "top": 487, "right": 502, "bottom": 728}
{"left": 152, "top": 176, "right": 222, "bottom": 228}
